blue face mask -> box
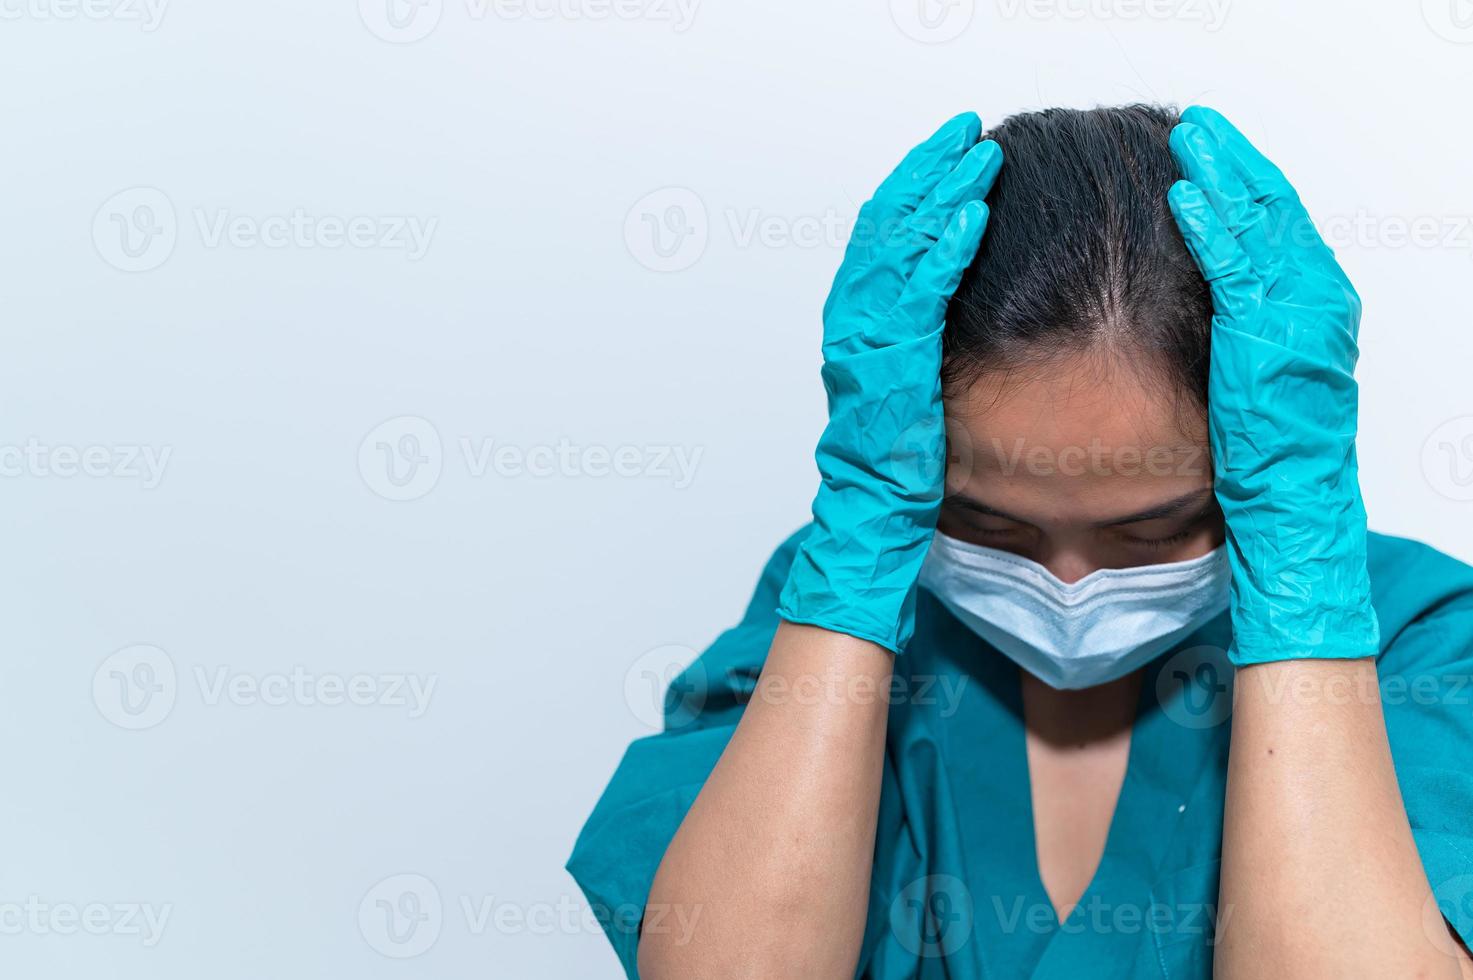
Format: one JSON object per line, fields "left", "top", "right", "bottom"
{"left": 918, "top": 531, "right": 1231, "bottom": 690}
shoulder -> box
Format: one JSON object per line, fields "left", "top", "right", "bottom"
{"left": 657, "top": 525, "right": 812, "bottom": 729}
{"left": 737, "top": 523, "right": 813, "bottom": 623}
{"left": 1368, "top": 532, "right": 1473, "bottom": 668}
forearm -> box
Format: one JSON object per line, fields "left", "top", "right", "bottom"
{"left": 639, "top": 622, "right": 892, "bottom": 980}
{"left": 1216, "top": 657, "right": 1464, "bottom": 978}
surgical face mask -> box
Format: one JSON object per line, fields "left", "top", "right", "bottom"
{"left": 918, "top": 531, "right": 1230, "bottom": 690}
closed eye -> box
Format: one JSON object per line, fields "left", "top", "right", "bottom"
{"left": 1120, "top": 527, "right": 1195, "bottom": 550}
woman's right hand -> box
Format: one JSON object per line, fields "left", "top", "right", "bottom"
{"left": 643, "top": 120, "right": 1002, "bottom": 980}
{"left": 777, "top": 113, "right": 1003, "bottom": 654}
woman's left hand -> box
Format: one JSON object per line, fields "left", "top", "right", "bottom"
{"left": 1171, "top": 110, "right": 1472, "bottom": 980}
{"left": 1167, "top": 106, "right": 1379, "bottom": 668}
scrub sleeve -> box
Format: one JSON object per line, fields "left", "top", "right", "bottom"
{"left": 1369, "top": 533, "right": 1473, "bottom": 951}
{"left": 565, "top": 527, "right": 808, "bottom": 978}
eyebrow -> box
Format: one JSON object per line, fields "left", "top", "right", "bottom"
{"left": 945, "top": 488, "right": 1216, "bottom": 528}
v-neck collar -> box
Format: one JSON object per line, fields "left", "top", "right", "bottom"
{"left": 902, "top": 597, "right": 1234, "bottom": 978}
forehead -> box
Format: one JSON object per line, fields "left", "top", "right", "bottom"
{"left": 947, "top": 351, "right": 1205, "bottom": 450}
{"left": 943, "top": 353, "right": 1211, "bottom": 518}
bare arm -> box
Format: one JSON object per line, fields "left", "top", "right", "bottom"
{"left": 638, "top": 623, "right": 892, "bottom": 979}
{"left": 1216, "top": 659, "right": 1470, "bottom": 978}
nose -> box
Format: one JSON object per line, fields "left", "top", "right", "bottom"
{"left": 1038, "top": 549, "right": 1099, "bottom": 585}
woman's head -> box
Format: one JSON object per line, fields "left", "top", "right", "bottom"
{"left": 938, "top": 104, "right": 1224, "bottom": 579}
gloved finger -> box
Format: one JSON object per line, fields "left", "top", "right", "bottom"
{"left": 1169, "top": 122, "right": 1282, "bottom": 279}
{"left": 907, "top": 140, "right": 1003, "bottom": 245}
{"left": 860, "top": 113, "right": 982, "bottom": 231}
{"left": 1181, "top": 108, "right": 1361, "bottom": 348}
{"left": 838, "top": 113, "right": 982, "bottom": 282}
{"left": 890, "top": 200, "right": 989, "bottom": 335}
{"left": 1180, "top": 106, "right": 1332, "bottom": 257}
{"left": 1167, "top": 180, "right": 1264, "bottom": 328}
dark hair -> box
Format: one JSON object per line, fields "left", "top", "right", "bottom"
{"left": 943, "top": 104, "right": 1211, "bottom": 413}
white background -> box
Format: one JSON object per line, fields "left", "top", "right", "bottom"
{"left": 2, "top": 0, "right": 1471, "bottom": 976}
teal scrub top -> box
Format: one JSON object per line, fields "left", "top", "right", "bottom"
{"left": 568, "top": 528, "right": 1473, "bottom": 978}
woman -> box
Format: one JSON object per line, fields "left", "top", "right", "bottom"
{"left": 568, "top": 105, "right": 1473, "bottom": 978}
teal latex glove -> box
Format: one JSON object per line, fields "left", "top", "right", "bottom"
{"left": 777, "top": 114, "right": 1002, "bottom": 654}
{"left": 1167, "top": 106, "right": 1379, "bottom": 667}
